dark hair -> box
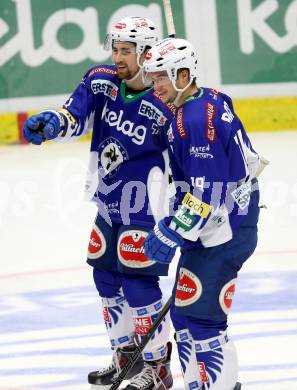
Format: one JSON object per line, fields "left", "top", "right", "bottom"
{"left": 111, "top": 41, "right": 136, "bottom": 49}
{"left": 177, "top": 68, "right": 196, "bottom": 86}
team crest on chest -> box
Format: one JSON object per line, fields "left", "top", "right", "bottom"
{"left": 98, "top": 137, "right": 128, "bottom": 178}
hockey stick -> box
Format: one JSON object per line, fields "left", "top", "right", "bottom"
{"left": 163, "top": 0, "right": 176, "bottom": 37}
{"left": 109, "top": 5, "right": 175, "bottom": 389}
{"left": 109, "top": 296, "right": 172, "bottom": 390}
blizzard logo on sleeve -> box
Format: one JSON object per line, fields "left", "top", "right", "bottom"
{"left": 138, "top": 100, "right": 167, "bottom": 126}
{"left": 91, "top": 79, "right": 118, "bottom": 100}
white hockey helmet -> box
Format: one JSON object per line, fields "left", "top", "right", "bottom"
{"left": 143, "top": 38, "right": 198, "bottom": 91}
{"left": 105, "top": 16, "right": 158, "bottom": 56}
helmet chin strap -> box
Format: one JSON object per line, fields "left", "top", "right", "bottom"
{"left": 125, "top": 67, "right": 142, "bottom": 83}
{"left": 124, "top": 52, "right": 149, "bottom": 85}
{"left": 173, "top": 91, "right": 183, "bottom": 106}
{"left": 172, "top": 78, "right": 193, "bottom": 106}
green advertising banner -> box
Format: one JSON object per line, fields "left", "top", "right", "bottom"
{"left": 1, "top": 0, "right": 297, "bottom": 108}
{"left": 217, "top": 0, "right": 297, "bottom": 84}
{"left": 0, "top": 0, "right": 185, "bottom": 100}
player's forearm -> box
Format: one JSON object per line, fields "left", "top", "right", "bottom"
{"left": 53, "top": 108, "right": 93, "bottom": 143}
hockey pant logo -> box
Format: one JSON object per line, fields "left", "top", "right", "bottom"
{"left": 88, "top": 224, "right": 107, "bottom": 259}
{"left": 219, "top": 279, "right": 237, "bottom": 315}
{"left": 117, "top": 230, "right": 156, "bottom": 268}
{"left": 175, "top": 267, "right": 202, "bottom": 307}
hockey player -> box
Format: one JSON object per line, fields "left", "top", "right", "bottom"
{"left": 22, "top": 18, "right": 175, "bottom": 390}
{"left": 143, "top": 38, "right": 266, "bottom": 390}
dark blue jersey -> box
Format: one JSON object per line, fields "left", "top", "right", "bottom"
{"left": 167, "top": 88, "right": 261, "bottom": 248}
{"left": 55, "top": 65, "right": 175, "bottom": 227}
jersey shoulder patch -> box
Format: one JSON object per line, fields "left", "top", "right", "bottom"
{"left": 204, "top": 87, "right": 234, "bottom": 112}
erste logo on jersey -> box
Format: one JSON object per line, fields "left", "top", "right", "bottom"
{"left": 91, "top": 79, "right": 118, "bottom": 101}
{"left": 98, "top": 137, "right": 128, "bottom": 178}
{"left": 138, "top": 100, "right": 167, "bottom": 126}
{"left": 88, "top": 225, "right": 107, "bottom": 259}
{"left": 219, "top": 279, "right": 237, "bottom": 314}
{"left": 175, "top": 267, "right": 202, "bottom": 306}
{"left": 117, "top": 230, "right": 156, "bottom": 268}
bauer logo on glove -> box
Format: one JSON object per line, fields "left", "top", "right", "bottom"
{"left": 144, "top": 219, "right": 184, "bottom": 264}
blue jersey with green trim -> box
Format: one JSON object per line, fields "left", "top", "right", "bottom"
{"left": 57, "top": 65, "right": 175, "bottom": 227}
{"left": 167, "top": 87, "right": 261, "bottom": 248}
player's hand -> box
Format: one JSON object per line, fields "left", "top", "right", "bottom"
{"left": 144, "top": 219, "right": 184, "bottom": 264}
{"left": 23, "top": 111, "right": 62, "bottom": 145}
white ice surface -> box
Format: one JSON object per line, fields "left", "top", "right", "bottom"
{"left": 0, "top": 132, "right": 297, "bottom": 389}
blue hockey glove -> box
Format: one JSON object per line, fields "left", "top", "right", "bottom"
{"left": 23, "top": 111, "right": 62, "bottom": 145}
{"left": 144, "top": 219, "right": 184, "bottom": 264}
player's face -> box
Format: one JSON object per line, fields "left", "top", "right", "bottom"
{"left": 150, "top": 71, "right": 177, "bottom": 103}
{"left": 112, "top": 42, "right": 139, "bottom": 80}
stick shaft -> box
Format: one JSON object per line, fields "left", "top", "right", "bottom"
{"left": 163, "top": 0, "right": 176, "bottom": 37}
{"left": 109, "top": 296, "right": 172, "bottom": 390}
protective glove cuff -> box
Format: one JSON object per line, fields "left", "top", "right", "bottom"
{"left": 156, "top": 219, "right": 184, "bottom": 248}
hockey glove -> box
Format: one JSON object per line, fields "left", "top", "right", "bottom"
{"left": 144, "top": 219, "right": 184, "bottom": 264}
{"left": 23, "top": 111, "right": 63, "bottom": 145}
